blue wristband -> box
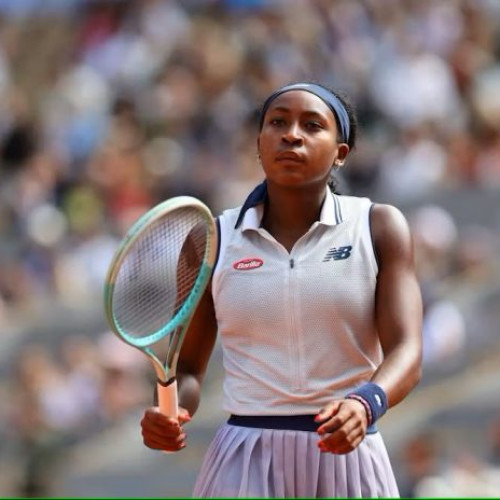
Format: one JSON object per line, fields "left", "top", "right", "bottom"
{"left": 346, "top": 382, "right": 388, "bottom": 425}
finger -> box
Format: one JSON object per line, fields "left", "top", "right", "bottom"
{"left": 343, "top": 398, "right": 369, "bottom": 427}
{"left": 144, "top": 433, "right": 187, "bottom": 452}
{"left": 317, "top": 414, "right": 344, "bottom": 436}
{"left": 319, "top": 440, "right": 360, "bottom": 455}
{"left": 317, "top": 406, "right": 351, "bottom": 435}
{"left": 315, "top": 401, "right": 342, "bottom": 423}
{"left": 142, "top": 423, "right": 185, "bottom": 441}
{"left": 147, "top": 406, "right": 192, "bottom": 427}
{"left": 328, "top": 432, "right": 365, "bottom": 455}
{"left": 141, "top": 418, "right": 184, "bottom": 442}
{"left": 141, "top": 416, "right": 182, "bottom": 436}
{"left": 317, "top": 399, "right": 368, "bottom": 436}
{"left": 144, "top": 407, "right": 180, "bottom": 427}
{"left": 143, "top": 408, "right": 182, "bottom": 427}
{"left": 320, "top": 421, "right": 359, "bottom": 448}
{"left": 142, "top": 427, "right": 187, "bottom": 448}
{"left": 178, "top": 408, "right": 192, "bottom": 425}
{"left": 319, "top": 426, "right": 364, "bottom": 454}
{"left": 164, "top": 432, "right": 187, "bottom": 452}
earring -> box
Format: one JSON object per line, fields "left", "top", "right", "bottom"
{"left": 333, "top": 159, "right": 344, "bottom": 170}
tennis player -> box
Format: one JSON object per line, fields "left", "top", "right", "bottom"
{"left": 140, "top": 82, "right": 423, "bottom": 498}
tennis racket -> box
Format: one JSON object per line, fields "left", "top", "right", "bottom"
{"left": 104, "top": 196, "right": 217, "bottom": 420}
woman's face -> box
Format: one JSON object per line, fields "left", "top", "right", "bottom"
{"left": 258, "top": 90, "right": 349, "bottom": 190}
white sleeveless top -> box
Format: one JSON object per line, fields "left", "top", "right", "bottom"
{"left": 212, "top": 188, "right": 382, "bottom": 416}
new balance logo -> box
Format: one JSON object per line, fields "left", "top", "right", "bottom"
{"left": 323, "top": 245, "right": 352, "bottom": 262}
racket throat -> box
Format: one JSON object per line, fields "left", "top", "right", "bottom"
{"left": 164, "top": 325, "right": 184, "bottom": 379}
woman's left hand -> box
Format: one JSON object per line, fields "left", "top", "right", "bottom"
{"left": 315, "top": 399, "right": 369, "bottom": 454}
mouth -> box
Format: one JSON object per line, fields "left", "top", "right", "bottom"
{"left": 275, "top": 151, "right": 305, "bottom": 163}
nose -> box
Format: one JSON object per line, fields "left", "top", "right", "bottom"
{"left": 282, "top": 123, "right": 303, "bottom": 146}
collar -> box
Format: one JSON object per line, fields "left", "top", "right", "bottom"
{"left": 235, "top": 181, "right": 344, "bottom": 230}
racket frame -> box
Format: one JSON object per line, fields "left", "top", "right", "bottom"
{"left": 103, "top": 196, "right": 217, "bottom": 415}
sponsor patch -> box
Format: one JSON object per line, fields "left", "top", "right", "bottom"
{"left": 233, "top": 258, "right": 264, "bottom": 271}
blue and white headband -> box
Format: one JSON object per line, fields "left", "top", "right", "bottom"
{"left": 258, "top": 82, "right": 350, "bottom": 143}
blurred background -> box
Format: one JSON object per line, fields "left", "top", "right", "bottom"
{"left": 0, "top": 0, "right": 499, "bottom": 497}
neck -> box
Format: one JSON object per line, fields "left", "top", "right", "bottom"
{"left": 262, "top": 183, "right": 327, "bottom": 235}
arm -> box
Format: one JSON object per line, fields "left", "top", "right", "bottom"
{"left": 141, "top": 285, "right": 218, "bottom": 451}
{"left": 317, "top": 204, "right": 422, "bottom": 454}
{"left": 370, "top": 203, "right": 423, "bottom": 404}
{"left": 176, "top": 284, "right": 218, "bottom": 416}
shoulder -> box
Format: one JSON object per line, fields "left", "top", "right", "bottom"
{"left": 370, "top": 204, "right": 414, "bottom": 265}
{"left": 370, "top": 203, "right": 411, "bottom": 236}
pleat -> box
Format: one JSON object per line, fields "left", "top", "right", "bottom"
{"left": 335, "top": 452, "right": 349, "bottom": 498}
{"left": 346, "top": 445, "right": 362, "bottom": 498}
{"left": 316, "top": 445, "right": 331, "bottom": 498}
{"left": 366, "top": 434, "right": 386, "bottom": 496}
{"left": 282, "top": 430, "right": 296, "bottom": 497}
{"left": 259, "top": 430, "right": 274, "bottom": 498}
{"left": 192, "top": 425, "right": 399, "bottom": 498}
{"left": 193, "top": 425, "right": 247, "bottom": 497}
{"left": 307, "top": 432, "right": 322, "bottom": 498}
{"left": 295, "top": 431, "right": 312, "bottom": 498}
{"left": 271, "top": 428, "right": 285, "bottom": 498}
{"left": 237, "top": 429, "right": 261, "bottom": 496}
{"left": 368, "top": 433, "right": 400, "bottom": 497}
{"left": 357, "top": 438, "right": 377, "bottom": 498}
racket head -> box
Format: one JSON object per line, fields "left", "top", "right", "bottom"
{"left": 104, "top": 196, "right": 217, "bottom": 350}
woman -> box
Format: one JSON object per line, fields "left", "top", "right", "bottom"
{"left": 140, "top": 82, "right": 423, "bottom": 498}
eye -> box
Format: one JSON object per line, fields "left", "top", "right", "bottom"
{"left": 268, "top": 117, "right": 285, "bottom": 127}
{"left": 306, "top": 121, "right": 323, "bottom": 131}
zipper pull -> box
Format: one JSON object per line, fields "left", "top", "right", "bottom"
{"left": 290, "top": 259, "right": 294, "bottom": 269}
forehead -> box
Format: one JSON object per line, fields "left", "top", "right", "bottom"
{"left": 266, "top": 90, "right": 335, "bottom": 120}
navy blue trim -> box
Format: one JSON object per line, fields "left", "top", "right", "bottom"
{"left": 337, "top": 195, "right": 343, "bottom": 222}
{"left": 333, "top": 194, "right": 343, "bottom": 225}
{"left": 332, "top": 195, "right": 339, "bottom": 225}
{"left": 227, "top": 414, "right": 377, "bottom": 434}
{"left": 234, "top": 182, "right": 345, "bottom": 230}
{"left": 368, "top": 203, "right": 379, "bottom": 269}
{"left": 234, "top": 181, "right": 268, "bottom": 229}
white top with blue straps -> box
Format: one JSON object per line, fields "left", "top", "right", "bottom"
{"left": 212, "top": 186, "right": 382, "bottom": 416}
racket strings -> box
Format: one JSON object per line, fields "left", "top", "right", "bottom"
{"left": 112, "top": 208, "right": 207, "bottom": 340}
{"left": 175, "top": 224, "right": 206, "bottom": 313}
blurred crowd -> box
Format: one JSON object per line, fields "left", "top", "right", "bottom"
{"left": 1, "top": 331, "right": 151, "bottom": 496}
{"left": 396, "top": 423, "right": 500, "bottom": 498}
{"left": 0, "top": 0, "right": 499, "bottom": 497}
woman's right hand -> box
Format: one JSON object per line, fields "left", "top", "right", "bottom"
{"left": 140, "top": 406, "right": 191, "bottom": 452}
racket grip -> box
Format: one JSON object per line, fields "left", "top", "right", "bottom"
{"left": 157, "top": 379, "right": 179, "bottom": 420}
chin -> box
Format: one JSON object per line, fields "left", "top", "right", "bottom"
{"left": 272, "top": 176, "right": 306, "bottom": 188}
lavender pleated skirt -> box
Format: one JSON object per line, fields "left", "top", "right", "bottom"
{"left": 192, "top": 423, "right": 399, "bottom": 498}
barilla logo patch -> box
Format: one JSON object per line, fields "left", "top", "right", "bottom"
{"left": 233, "top": 258, "right": 264, "bottom": 271}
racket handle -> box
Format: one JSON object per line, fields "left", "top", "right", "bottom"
{"left": 157, "top": 379, "right": 179, "bottom": 420}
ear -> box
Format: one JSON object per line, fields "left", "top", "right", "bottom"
{"left": 335, "top": 143, "right": 350, "bottom": 166}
